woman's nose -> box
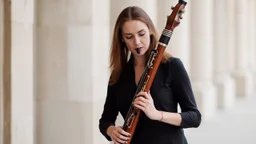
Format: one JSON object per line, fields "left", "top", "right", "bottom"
{"left": 134, "top": 36, "right": 140, "bottom": 46}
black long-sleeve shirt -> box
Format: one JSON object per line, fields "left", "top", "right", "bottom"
{"left": 99, "top": 57, "right": 201, "bottom": 144}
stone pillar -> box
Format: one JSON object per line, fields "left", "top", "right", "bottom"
{"left": 0, "top": 1, "right": 3, "bottom": 144}
{"left": 11, "top": 0, "right": 35, "bottom": 144}
{"left": 248, "top": 0, "right": 256, "bottom": 92}
{"left": 232, "top": 0, "right": 254, "bottom": 97}
{"left": 157, "top": 0, "right": 191, "bottom": 74}
{"left": 35, "top": 0, "right": 110, "bottom": 144}
{"left": 1, "top": 1, "right": 11, "bottom": 144}
{"left": 190, "top": 0, "right": 217, "bottom": 120}
{"left": 213, "top": 0, "right": 235, "bottom": 109}
{"left": 91, "top": 1, "right": 111, "bottom": 143}
{"left": 226, "top": 0, "right": 236, "bottom": 79}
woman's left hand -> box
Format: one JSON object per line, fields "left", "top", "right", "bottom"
{"left": 133, "top": 91, "right": 160, "bottom": 120}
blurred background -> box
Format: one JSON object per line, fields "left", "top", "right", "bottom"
{"left": 0, "top": 0, "right": 256, "bottom": 144}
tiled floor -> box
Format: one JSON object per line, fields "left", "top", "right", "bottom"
{"left": 185, "top": 96, "right": 256, "bottom": 144}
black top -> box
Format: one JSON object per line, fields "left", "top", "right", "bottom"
{"left": 99, "top": 57, "right": 201, "bottom": 144}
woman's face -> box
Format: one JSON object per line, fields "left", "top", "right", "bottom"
{"left": 121, "top": 20, "right": 151, "bottom": 57}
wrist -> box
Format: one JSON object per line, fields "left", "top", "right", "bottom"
{"left": 156, "top": 110, "right": 163, "bottom": 121}
{"left": 106, "top": 125, "right": 115, "bottom": 137}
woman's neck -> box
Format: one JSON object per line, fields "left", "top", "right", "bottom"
{"left": 133, "top": 55, "right": 146, "bottom": 68}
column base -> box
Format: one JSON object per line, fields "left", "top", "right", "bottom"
{"left": 232, "top": 71, "right": 254, "bottom": 97}
{"left": 214, "top": 75, "right": 236, "bottom": 109}
{"left": 192, "top": 82, "right": 217, "bottom": 121}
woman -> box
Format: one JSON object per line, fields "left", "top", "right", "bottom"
{"left": 99, "top": 6, "right": 201, "bottom": 144}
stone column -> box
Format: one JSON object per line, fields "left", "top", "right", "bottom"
{"left": 11, "top": 0, "right": 35, "bottom": 144}
{"left": 213, "top": 0, "right": 235, "bottom": 109}
{"left": 90, "top": 1, "right": 111, "bottom": 143}
{"left": 1, "top": 1, "right": 11, "bottom": 144}
{"left": 157, "top": 0, "right": 191, "bottom": 74}
{"left": 35, "top": 0, "right": 110, "bottom": 144}
{"left": 232, "top": 0, "right": 254, "bottom": 97}
{"left": 248, "top": 0, "right": 256, "bottom": 92}
{"left": 190, "top": 0, "right": 217, "bottom": 120}
{"left": 226, "top": 0, "right": 236, "bottom": 79}
{"left": 0, "top": 1, "right": 3, "bottom": 144}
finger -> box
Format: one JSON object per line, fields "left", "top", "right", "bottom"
{"left": 113, "top": 134, "right": 127, "bottom": 144}
{"left": 112, "top": 139, "right": 119, "bottom": 144}
{"left": 114, "top": 128, "right": 129, "bottom": 141}
{"left": 112, "top": 134, "right": 121, "bottom": 143}
{"left": 111, "top": 135, "right": 119, "bottom": 144}
{"left": 136, "top": 91, "right": 147, "bottom": 97}
{"left": 118, "top": 133, "right": 130, "bottom": 141}
{"left": 137, "top": 91, "right": 152, "bottom": 100}
{"left": 133, "top": 100, "right": 146, "bottom": 107}
{"left": 117, "top": 127, "right": 131, "bottom": 137}
{"left": 147, "top": 90, "right": 152, "bottom": 99}
{"left": 135, "top": 96, "right": 147, "bottom": 102}
{"left": 113, "top": 130, "right": 121, "bottom": 140}
{"left": 144, "top": 91, "right": 152, "bottom": 100}
{"left": 134, "top": 104, "right": 145, "bottom": 111}
{"left": 116, "top": 130, "right": 129, "bottom": 140}
{"left": 139, "top": 96, "right": 150, "bottom": 105}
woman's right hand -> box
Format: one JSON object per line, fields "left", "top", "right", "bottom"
{"left": 107, "top": 125, "right": 131, "bottom": 144}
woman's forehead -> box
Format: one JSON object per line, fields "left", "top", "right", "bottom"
{"left": 122, "top": 20, "right": 149, "bottom": 34}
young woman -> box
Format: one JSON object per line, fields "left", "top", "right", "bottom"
{"left": 99, "top": 6, "right": 201, "bottom": 144}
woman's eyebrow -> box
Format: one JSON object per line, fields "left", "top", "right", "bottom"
{"left": 138, "top": 29, "right": 145, "bottom": 33}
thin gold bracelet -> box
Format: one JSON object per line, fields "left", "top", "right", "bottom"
{"left": 159, "top": 111, "right": 164, "bottom": 121}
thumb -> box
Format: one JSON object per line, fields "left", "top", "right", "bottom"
{"left": 148, "top": 90, "right": 152, "bottom": 98}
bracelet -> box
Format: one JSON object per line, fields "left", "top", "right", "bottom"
{"left": 159, "top": 111, "right": 164, "bottom": 121}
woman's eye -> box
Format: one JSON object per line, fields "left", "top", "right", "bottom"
{"left": 126, "top": 36, "right": 132, "bottom": 39}
{"left": 139, "top": 33, "right": 145, "bottom": 36}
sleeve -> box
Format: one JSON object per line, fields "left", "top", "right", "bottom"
{"left": 98, "top": 84, "right": 119, "bottom": 141}
{"left": 169, "top": 58, "right": 202, "bottom": 128}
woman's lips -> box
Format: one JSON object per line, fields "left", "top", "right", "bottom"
{"left": 136, "top": 47, "right": 143, "bottom": 54}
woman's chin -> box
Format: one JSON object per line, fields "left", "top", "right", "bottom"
{"left": 133, "top": 49, "right": 145, "bottom": 56}
{"left": 133, "top": 52, "right": 145, "bottom": 57}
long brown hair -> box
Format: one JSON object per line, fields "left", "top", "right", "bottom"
{"left": 109, "top": 6, "right": 171, "bottom": 85}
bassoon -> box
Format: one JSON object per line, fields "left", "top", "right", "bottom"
{"left": 122, "top": 0, "right": 187, "bottom": 143}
